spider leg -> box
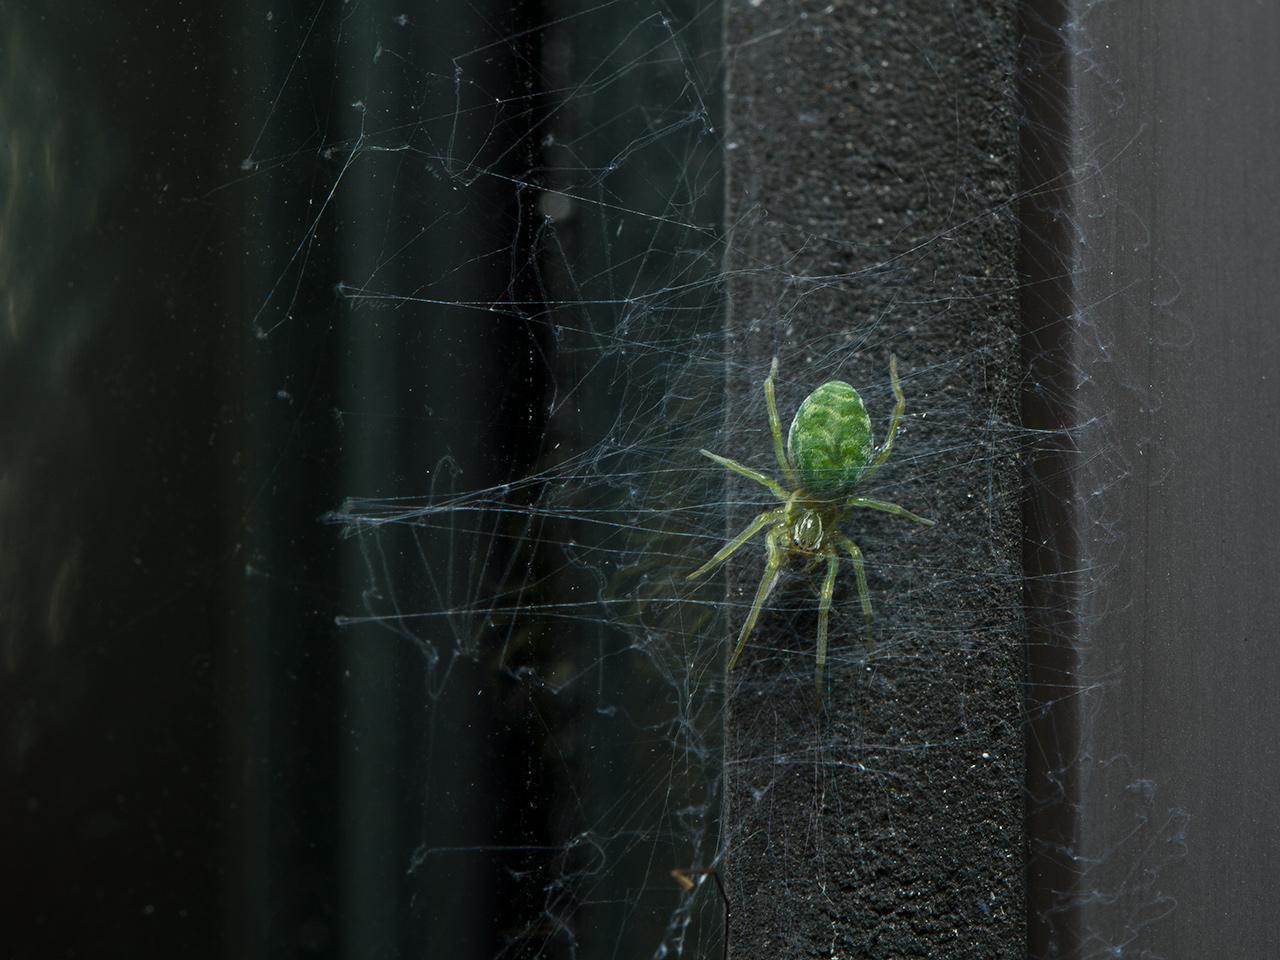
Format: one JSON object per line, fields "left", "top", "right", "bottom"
{"left": 699, "top": 449, "right": 788, "bottom": 501}
{"left": 687, "top": 510, "right": 782, "bottom": 581}
{"left": 863, "top": 354, "right": 906, "bottom": 479}
{"left": 814, "top": 551, "right": 840, "bottom": 706}
{"left": 837, "top": 534, "right": 873, "bottom": 640}
{"left": 846, "top": 496, "right": 935, "bottom": 527}
{"left": 727, "top": 527, "right": 786, "bottom": 671}
{"left": 764, "top": 358, "right": 800, "bottom": 488}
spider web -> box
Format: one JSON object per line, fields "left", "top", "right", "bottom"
{"left": 230, "top": 0, "right": 1181, "bottom": 956}
{"left": 0, "top": 0, "right": 1220, "bottom": 956}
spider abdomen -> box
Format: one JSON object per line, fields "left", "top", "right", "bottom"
{"left": 787, "top": 381, "right": 874, "bottom": 496}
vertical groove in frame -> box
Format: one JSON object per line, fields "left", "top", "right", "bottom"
{"left": 1019, "top": 1, "right": 1081, "bottom": 956}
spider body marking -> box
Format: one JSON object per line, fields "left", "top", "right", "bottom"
{"left": 690, "top": 356, "right": 935, "bottom": 702}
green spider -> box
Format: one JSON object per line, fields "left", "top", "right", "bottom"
{"left": 689, "top": 356, "right": 935, "bottom": 700}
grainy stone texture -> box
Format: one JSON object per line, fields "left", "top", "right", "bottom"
{"left": 721, "top": 1, "right": 1023, "bottom": 956}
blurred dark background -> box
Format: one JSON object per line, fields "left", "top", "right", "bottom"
{"left": 1, "top": 1, "right": 722, "bottom": 956}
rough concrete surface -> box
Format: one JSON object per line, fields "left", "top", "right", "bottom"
{"left": 721, "top": 1, "right": 1023, "bottom": 956}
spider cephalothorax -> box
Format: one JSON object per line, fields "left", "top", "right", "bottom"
{"left": 690, "top": 356, "right": 934, "bottom": 701}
